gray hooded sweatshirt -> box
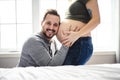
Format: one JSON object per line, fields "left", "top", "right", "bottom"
{"left": 18, "top": 32, "right": 68, "bottom": 67}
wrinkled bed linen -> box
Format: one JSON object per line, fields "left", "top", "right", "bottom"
{"left": 0, "top": 64, "right": 120, "bottom": 80}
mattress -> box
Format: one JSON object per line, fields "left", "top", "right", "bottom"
{"left": 0, "top": 64, "right": 120, "bottom": 80}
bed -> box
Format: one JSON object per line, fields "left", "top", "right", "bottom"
{"left": 0, "top": 64, "right": 120, "bottom": 80}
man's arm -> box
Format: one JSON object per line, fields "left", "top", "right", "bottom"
{"left": 48, "top": 45, "right": 68, "bottom": 66}
{"left": 27, "top": 37, "right": 68, "bottom": 66}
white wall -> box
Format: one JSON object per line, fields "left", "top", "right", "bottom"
{"left": 0, "top": 52, "right": 20, "bottom": 68}
{"left": 0, "top": 52, "right": 116, "bottom": 68}
{"left": 86, "top": 52, "right": 116, "bottom": 65}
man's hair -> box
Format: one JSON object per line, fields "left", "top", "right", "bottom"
{"left": 42, "top": 9, "right": 61, "bottom": 25}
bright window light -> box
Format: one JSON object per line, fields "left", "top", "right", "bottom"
{"left": 0, "top": 0, "right": 32, "bottom": 52}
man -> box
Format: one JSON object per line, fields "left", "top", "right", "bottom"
{"left": 17, "top": 9, "right": 68, "bottom": 67}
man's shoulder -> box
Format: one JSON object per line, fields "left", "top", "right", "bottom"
{"left": 24, "top": 33, "right": 43, "bottom": 44}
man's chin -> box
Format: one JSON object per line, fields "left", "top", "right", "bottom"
{"left": 47, "top": 34, "right": 54, "bottom": 38}
{"left": 43, "top": 32, "right": 54, "bottom": 39}
{"left": 46, "top": 35, "right": 53, "bottom": 39}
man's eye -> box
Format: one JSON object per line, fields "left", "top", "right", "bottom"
{"left": 46, "top": 22, "right": 51, "bottom": 25}
{"left": 54, "top": 23, "right": 59, "bottom": 27}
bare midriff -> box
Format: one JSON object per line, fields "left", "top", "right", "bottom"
{"left": 57, "top": 19, "right": 91, "bottom": 42}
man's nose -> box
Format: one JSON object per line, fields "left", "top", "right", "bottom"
{"left": 49, "top": 24, "right": 54, "bottom": 29}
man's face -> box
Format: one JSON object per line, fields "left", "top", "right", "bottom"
{"left": 41, "top": 14, "right": 60, "bottom": 39}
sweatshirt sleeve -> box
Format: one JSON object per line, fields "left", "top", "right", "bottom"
{"left": 47, "top": 45, "right": 69, "bottom": 66}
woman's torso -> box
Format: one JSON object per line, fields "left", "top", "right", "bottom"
{"left": 57, "top": 0, "right": 91, "bottom": 42}
{"left": 57, "top": 19, "right": 91, "bottom": 42}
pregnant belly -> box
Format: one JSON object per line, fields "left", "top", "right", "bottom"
{"left": 56, "top": 19, "right": 91, "bottom": 42}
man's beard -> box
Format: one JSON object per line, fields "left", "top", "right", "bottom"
{"left": 43, "top": 29, "right": 56, "bottom": 39}
{"left": 43, "top": 32, "right": 53, "bottom": 39}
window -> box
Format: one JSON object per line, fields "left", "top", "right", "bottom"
{"left": 0, "top": 0, "right": 32, "bottom": 52}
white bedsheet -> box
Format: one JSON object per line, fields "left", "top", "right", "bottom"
{"left": 0, "top": 64, "right": 120, "bottom": 80}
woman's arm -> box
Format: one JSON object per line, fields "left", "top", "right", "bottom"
{"left": 79, "top": 0, "right": 100, "bottom": 36}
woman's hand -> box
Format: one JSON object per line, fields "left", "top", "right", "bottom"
{"left": 61, "top": 31, "right": 79, "bottom": 47}
{"left": 61, "top": 25, "right": 81, "bottom": 47}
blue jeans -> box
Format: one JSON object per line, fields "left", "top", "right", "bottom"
{"left": 63, "top": 37, "right": 93, "bottom": 65}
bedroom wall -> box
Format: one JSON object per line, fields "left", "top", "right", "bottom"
{"left": 118, "top": 0, "right": 120, "bottom": 63}
{"left": 86, "top": 51, "right": 116, "bottom": 65}
{"left": 0, "top": 51, "right": 116, "bottom": 68}
{"left": 0, "top": 52, "right": 20, "bottom": 68}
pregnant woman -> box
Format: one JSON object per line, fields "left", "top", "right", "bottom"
{"left": 57, "top": 0, "right": 100, "bottom": 65}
